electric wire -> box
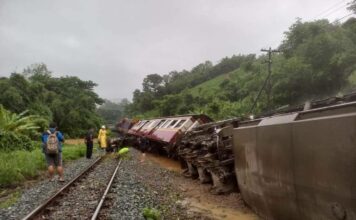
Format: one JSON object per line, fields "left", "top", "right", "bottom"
{"left": 314, "top": 0, "right": 348, "bottom": 19}
{"left": 333, "top": 12, "right": 355, "bottom": 23}
{"left": 322, "top": 3, "right": 348, "bottom": 18}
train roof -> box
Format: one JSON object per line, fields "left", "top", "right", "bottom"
{"left": 137, "top": 114, "right": 213, "bottom": 122}
{"left": 254, "top": 91, "right": 356, "bottom": 119}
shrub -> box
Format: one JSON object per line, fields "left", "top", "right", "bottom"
{"left": 0, "top": 105, "right": 46, "bottom": 151}
{"left": 0, "top": 131, "right": 35, "bottom": 151}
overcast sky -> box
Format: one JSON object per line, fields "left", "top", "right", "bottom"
{"left": 0, "top": 0, "right": 351, "bottom": 101}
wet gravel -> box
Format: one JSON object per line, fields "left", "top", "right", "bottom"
{"left": 0, "top": 153, "right": 101, "bottom": 220}
{"left": 1, "top": 148, "right": 252, "bottom": 219}
{"left": 100, "top": 149, "right": 191, "bottom": 220}
{"left": 36, "top": 157, "right": 118, "bottom": 220}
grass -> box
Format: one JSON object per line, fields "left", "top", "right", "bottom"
{"left": 62, "top": 143, "right": 86, "bottom": 160}
{"left": 187, "top": 68, "right": 240, "bottom": 98}
{"left": 142, "top": 207, "right": 161, "bottom": 220}
{"left": 0, "top": 190, "right": 20, "bottom": 209}
{"left": 0, "top": 143, "right": 87, "bottom": 188}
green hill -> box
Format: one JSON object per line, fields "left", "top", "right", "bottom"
{"left": 127, "top": 18, "right": 356, "bottom": 120}
{"left": 188, "top": 72, "right": 234, "bottom": 97}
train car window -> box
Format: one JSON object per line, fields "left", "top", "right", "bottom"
{"left": 156, "top": 120, "right": 166, "bottom": 128}
{"left": 162, "top": 120, "right": 172, "bottom": 128}
{"left": 174, "top": 120, "right": 186, "bottom": 128}
{"left": 150, "top": 120, "right": 160, "bottom": 128}
{"left": 181, "top": 119, "right": 193, "bottom": 130}
{"left": 169, "top": 120, "right": 178, "bottom": 128}
{"left": 147, "top": 120, "right": 156, "bottom": 128}
{"left": 137, "top": 121, "right": 145, "bottom": 128}
{"left": 142, "top": 120, "right": 151, "bottom": 128}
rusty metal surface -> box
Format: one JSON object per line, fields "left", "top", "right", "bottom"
{"left": 233, "top": 103, "right": 356, "bottom": 220}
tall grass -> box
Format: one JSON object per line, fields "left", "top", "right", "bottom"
{"left": 0, "top": 144, "right": 87, "bottom": 188}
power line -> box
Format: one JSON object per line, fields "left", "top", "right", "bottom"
{"left": 322, "top": 3, "right": 348, "bottom": 18}
{"left": 333, "top": 12, "right": 355, "bottom": 23}
{"left": 314, "top": 0, "right": 348, "bottom": 19}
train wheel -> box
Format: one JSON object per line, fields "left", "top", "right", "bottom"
{"left": 197, "top": 167, "right": 212, "bottom": 183}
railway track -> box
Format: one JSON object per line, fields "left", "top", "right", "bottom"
{"left": 22, "top": 155, "right": 121, "bottom": 220}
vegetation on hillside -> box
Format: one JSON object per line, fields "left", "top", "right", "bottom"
{"left": 126, "top": 16, "right": 356, "bottom": 120}
{"left": 97, "top": 99, "right": 131, "bottom": 125}
{"left": 0, "top": 64, "right": 104, "bottom": 137}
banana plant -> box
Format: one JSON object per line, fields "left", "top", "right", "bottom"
{"left": 0, "top": 105, "right": 46, "bottom": 136}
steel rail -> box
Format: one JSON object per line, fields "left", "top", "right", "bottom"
{"left": 22, "top": 156, "right": 102, "bottom": 220}
{"left": 91, "top": 159, "right": 122, "bottom": 220}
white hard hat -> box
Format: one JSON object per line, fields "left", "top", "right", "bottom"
{"left": 102, "top": 125, "right": 106, "bottom": 129}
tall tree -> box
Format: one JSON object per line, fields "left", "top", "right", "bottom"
{"left": 347, "top": 0, "right": 356, "bottom": 13}
{"left": 142, "top": 74, "right": 164, "bottom": 94}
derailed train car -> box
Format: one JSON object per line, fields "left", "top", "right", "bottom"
{"left": 126, "top": 114, "right": 212, "bottom": 156}
{"left": 233, "top": 95, "right": 356, "bottom": 219}
{"left": 119, "top": 93, "right": 356, "bottom": 219}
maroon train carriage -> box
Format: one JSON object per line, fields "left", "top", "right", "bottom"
{"left": 127, "top": 114, "right": 212, "bottom": 156}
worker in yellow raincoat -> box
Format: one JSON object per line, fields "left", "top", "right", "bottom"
{"left": 98, "top": 125, "right": 107, "bottom": 149}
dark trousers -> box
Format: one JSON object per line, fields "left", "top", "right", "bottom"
{"left": 86, "top": 142, "right": 93, "bottom": 159}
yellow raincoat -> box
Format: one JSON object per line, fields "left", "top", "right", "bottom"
{"left": 98, "top": 128, "right": 107, "bottom": 148}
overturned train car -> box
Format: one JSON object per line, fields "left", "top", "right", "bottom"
{"left": 120, "top": 94, "right": 356, "bottom": 219}
{"left": 234, "top": 96, "right": 356, "bottom": 220}
{"left": 126, "top": 114, "right": 212, "bottom": 156}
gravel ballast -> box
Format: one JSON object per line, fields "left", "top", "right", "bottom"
{"left": 101, "top": 148, "right": 256, "bottom": 219}
{"left": 99, "top": 149, "right": 201, "bottom": 220}
{"left": 0, "top": 153, "right": 101, "bottom": 220}
{"left": 36, "top": 156, "right": 118, "bottom": 220}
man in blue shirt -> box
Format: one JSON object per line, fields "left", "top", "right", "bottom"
{"left": 41, "top": 122, "right": 65, "bottom": 182}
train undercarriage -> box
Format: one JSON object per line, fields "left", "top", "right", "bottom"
{"left": 177, "top": 118, "right": 240, "bottom": 194}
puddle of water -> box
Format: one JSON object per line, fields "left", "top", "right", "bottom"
{"left": 183, "top": 198, "right": 258, "bottom": 220}
{"left": 143, "top": 153, "right": 182, "bottom": 172}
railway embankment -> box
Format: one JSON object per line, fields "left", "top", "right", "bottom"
{"left": 1, "top": 147, "right": 259, "bottom": 219}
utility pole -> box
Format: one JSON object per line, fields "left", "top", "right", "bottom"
{"left": 261, "top": 47, "right": 280, "bottom": 107}
{"left": 249, "top": 47, "right": 280, "bottom": 114}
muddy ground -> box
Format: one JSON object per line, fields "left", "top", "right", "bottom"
{"left": 142, "top": 151, "right": 259, "bottom": 220}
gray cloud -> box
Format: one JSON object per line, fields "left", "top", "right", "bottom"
{"left": 0, "top": 0, "right": 350, "bottom": 100}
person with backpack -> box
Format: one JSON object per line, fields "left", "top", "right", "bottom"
{"left": 41, "top": 122, "right": 65, "bottom": 182}
{"left": 84, "top": 128, "right": 94, "bottom": 159}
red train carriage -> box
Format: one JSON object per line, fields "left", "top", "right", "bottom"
{"left": 127, "top": 114, "right": 212, "bottom": 156}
